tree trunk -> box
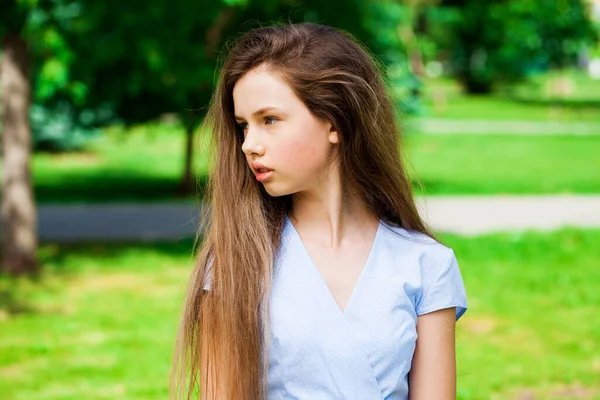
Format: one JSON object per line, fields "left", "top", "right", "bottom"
{"left": 396, "top": 1, "right": 426, "bottom": 98}
{"left": 1, "top": 34, "right": 38, "bottom": 275}
{"left": 178, "top": 123, "right": 195, "bottom": 195}
{"left": 178, "top": 5, "right": 235, "bottom": 195}
{"left": 204, "top": 6, "right": 235, "bottom": 58}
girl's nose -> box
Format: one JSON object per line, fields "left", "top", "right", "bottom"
{"left": 241, "top": 126, "right": 265, "bottom": 156}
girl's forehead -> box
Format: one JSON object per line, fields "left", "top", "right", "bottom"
{"left": 232, "top": 68, "right": 298, "bottom": 116}
{"left": 234, "top": 68, "right": 287, "bottom": 96}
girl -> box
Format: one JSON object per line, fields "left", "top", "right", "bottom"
{"left": 172, "top": 22, "right": 468, "bottom": 400}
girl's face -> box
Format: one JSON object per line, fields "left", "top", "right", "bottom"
{"left": 232, "top": 65, "right": 339, "bottom": 198}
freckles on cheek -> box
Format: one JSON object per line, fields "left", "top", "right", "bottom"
{"left": 280, "top": 140, "right": 320, "bottom": 170}
{"left": 277, "top": 144, "right": 302, "bottom": 168}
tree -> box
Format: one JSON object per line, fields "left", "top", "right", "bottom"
{"left": 59, "top": 0, "right": 406, "bottom": 194}
{"left": 1, "top": 1, "right": 38, "bottom": 274}
{"left": 432, "top": 0, "right": 599, "bottom": 93}
{"left": 1, "top": 0, "right": 92, "bottom": 274}
{"left": 0, "top": 0, "right": 407, "bottom": 274}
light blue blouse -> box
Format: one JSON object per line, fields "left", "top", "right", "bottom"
{"left": 205, "top": 214, "right": 468, "bottom": 399}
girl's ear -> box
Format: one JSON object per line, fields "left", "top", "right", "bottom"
{"left": 328, "top": 123, "right": 339, "bottom": 144}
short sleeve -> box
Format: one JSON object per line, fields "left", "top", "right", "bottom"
{"left": 416, "top": 248, "right": 468, "bottom": 321}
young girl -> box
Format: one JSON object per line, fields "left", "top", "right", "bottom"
{"left": 172, "top": 22, "right": 468, "bottom": 400}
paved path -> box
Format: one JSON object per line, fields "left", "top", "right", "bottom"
{"left": 414, "top": 119, "right": 600, "bottom": 135}
{"left": 5, "top": 195, "right": 596, "bottom": 243}
{"left": 416, "top": 195, "right": 600, "bottom": 235}
{"left": 34, "top": 202, "right": 205, "bottom": 242}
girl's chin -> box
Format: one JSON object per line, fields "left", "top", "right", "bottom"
{"left": 262, "top": 182, "right": 296, "bottom": 198}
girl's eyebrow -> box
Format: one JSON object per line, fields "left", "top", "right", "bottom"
{"left": 235, "top": 106, "right": 279, "bottom": 121}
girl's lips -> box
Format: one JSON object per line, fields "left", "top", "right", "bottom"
{"left": 255, "top": 170, "right": 274, "bottom": 182}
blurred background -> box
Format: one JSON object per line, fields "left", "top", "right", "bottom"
{"left": 1, "top": 0, "right": 599, "bottom": 399}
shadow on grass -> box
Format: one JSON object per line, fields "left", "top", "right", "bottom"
{"left": 504, "top": 96, "right": 600, "bottom": 110}
{"left": 0, "top": 284, "right": 38, "bottom": 315}
{"left": 412, "top": 179, "right": 519, "bottom": 196}
{"left": 0, "top": 237, "right": 200, "bottom": 316}
{"left": 32, "top": 172, "right": 209, "bottom": 203}
{"left": 42, "top": 238, "right": 197, "bottom": 263}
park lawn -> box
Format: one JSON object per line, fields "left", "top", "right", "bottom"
{"left": 1, "top": 229, "right": 599, "bottom": 399}
{"left": 405, "top": 133, "right": 600, "bottom": 195}
{"left": 420, "top": 85, "right": 600, "bottom": 122}
{"left": 450, "top": 229, "right": 600, "bottom": 399}
{"left": 32, "top": 121, "right": 211, "bottom": 203}
{"left": 420, "top": 70, "right": 600, "bottom": 121}
{"left": 28, "top": 122, "right": 600, "bottom": 203}
{"left": 0, "top": 240, "right": 195, "bottom": 400}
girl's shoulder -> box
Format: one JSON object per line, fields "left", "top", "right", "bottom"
{"left": 379, "top": 220, "right": 451, "bottom": 257}
{"left": 379, "top": 221, "right": 468, "bottom": 320}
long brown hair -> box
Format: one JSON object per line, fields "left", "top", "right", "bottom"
{"left": 171, "top": 22, "right": 436, "bottom": 399}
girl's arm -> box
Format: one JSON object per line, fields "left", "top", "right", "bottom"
{"left": 408, "top": 307, "right": 457, "bottom": 400}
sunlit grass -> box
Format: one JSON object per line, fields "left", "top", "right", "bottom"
{"left": 449, "top": 228, "right": 600, "bottom": 399}
{"left": 0, "top": 240, "right": 195, "bottom": 400}
{"left": 1, "top": 230, "right": 599, "bottom": 399}
{"left": 32, "top": 121, "right": 210, "bottom": 203}
{"left": 407, "top": 134, "right": 600, "bottom": 195}
{"left": 28, "top": 125, "right": 600, "bottom": 202}
{"left": 420, "top": 70, "right": 600, "bottom": 121}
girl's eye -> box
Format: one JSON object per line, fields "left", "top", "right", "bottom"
{"left": 237, "top": 117, "right": 276, "bottom": 131}
{"left": 265, "top": 116, "right": 277, "bottom": 125}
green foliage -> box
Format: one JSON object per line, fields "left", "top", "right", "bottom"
{"left": 2, "top": 0, "right": 414, "bottom": 152}
{"left": 1, "top": 1, "right": 103, "bottom": 151}
{"left": 362, "top": 1, "right": 424, "bottom": 116}
{"left": 63, "top": 0, "right": 410, "bottom": 126}
{"left": 30, "top": 101, "right": 112, "bottom": 152}
{"left": 432, "top": 0, "right": 599, "bottom": 93}
{"left": 0, "top": 0, "right": 35, "bottom": 36}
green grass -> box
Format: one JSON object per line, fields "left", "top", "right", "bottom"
{"left": 407, "top": 134, "right": 600, "bottom": 195}
{"left": 31, "top": 121, "right": 210, "bottom": 204}
{"left": 420, "top": 69, "right": 600, "bottom": 121}
{"left": 449, "top": 229, "right": 600, "bottom": 399}
{"left": 0, "top": 240, "right": 195, "bottom": 400}
{"left": 509, "top": 68, "right": 600, "bottom": 103}
{"left": 1, "top": 230, "right": 599, "bottom": 399}
{"left": 27, "top": 125, "right": 600, "bottom": 202}
{"left": 422, "top": 89, "right": 600, "bottom": 121}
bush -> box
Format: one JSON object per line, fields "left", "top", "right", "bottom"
{"left": 31, "top": 102, "right": 114, "bottom": 153}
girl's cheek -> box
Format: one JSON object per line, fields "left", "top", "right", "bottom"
{"left": 278, "top": 140, "right": 308, "bottom": 164}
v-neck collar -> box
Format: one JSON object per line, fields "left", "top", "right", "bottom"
{"left": 284, "top": 214, "right": 382, "bottom": 316}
